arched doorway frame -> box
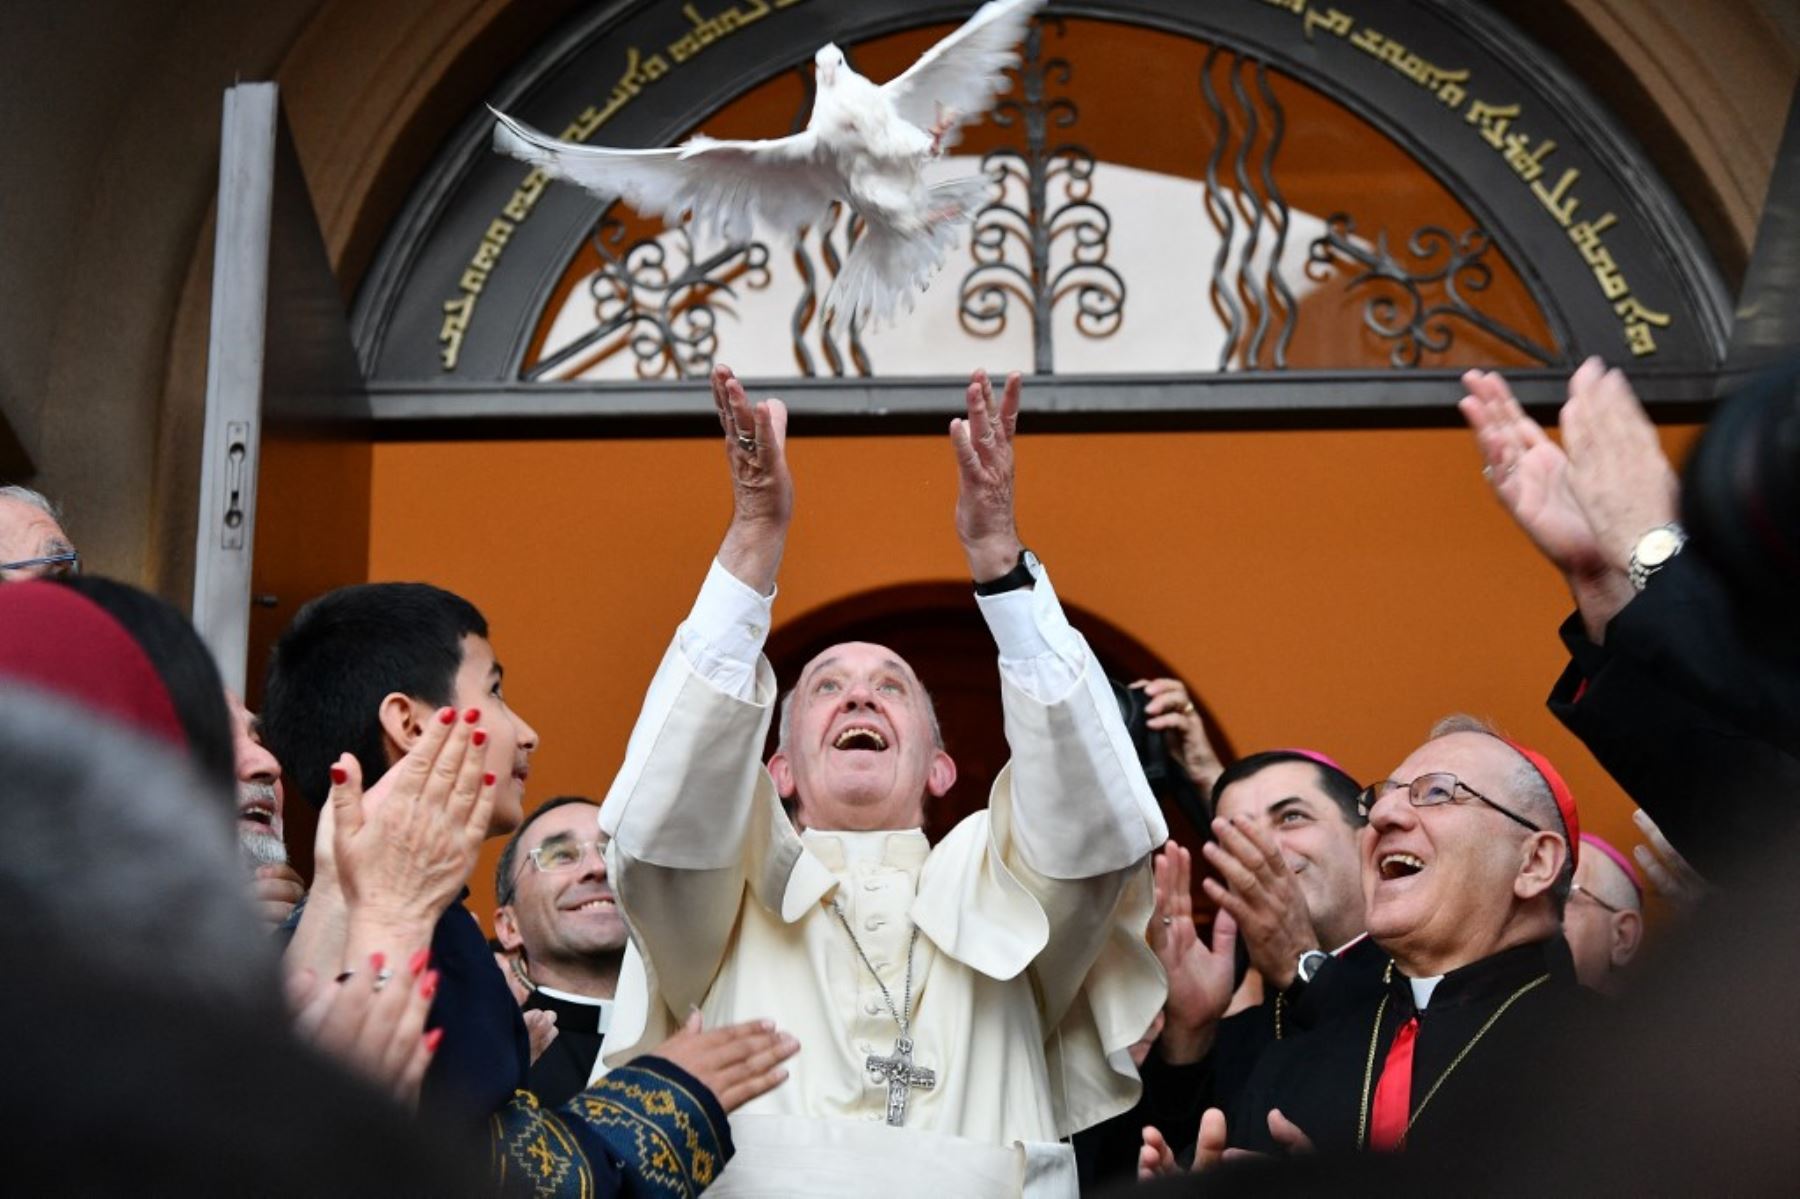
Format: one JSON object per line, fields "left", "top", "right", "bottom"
{"left": 350, "top": 0, "right": 1732, "bottom": 423}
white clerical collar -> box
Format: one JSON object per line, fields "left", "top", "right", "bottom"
{"left": 802, "top": 827, "right": 930, "bottom": 871}
{"left": 536, "top": 986, "right": 615, "bottom": 1032}
{"left": 1409, "top": 975, "right": 1445, "bottom": 1011}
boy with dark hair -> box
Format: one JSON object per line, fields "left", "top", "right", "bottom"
{"left": 262, "top": 582, "right": 795, "bottom": 1196}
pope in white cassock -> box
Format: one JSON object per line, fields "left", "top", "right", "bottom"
{"left": 595, "top": 365, "right": 1169, "bottom": 1196}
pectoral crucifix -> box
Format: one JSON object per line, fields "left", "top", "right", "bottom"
{"left": 866, "top": 1034, "right": 936, "bottom": 1126}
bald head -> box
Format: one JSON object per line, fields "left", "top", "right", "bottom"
{"left": 1566, "top": 836, "right": 1645, "bottom": 993}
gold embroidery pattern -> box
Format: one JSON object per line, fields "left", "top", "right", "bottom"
{"left": 489, "top": 1066, "right": 726, "bottom": 1198}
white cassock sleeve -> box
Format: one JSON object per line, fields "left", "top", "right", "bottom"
{"left": 917, "top": 565, "right": 1170, "bottom": 1134}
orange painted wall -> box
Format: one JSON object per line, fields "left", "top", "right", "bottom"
{"left": 367, "top": 420, "right": 1699, "bottom": 927}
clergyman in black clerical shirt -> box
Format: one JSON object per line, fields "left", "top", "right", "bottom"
{"left": 494, "top": 795, "right": 627, "bottom": 1106}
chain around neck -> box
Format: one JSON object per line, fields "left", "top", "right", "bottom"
{"left": 830, "top": 899, "right": 920, "bottom": 1038}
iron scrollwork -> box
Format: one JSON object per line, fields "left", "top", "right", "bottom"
{"left": 958, "top": 19, "right": 1125, "bottom": 373}
{"left": 1305, "top": 215, "right": 1557, "bottom": 368}
{"left": 524, "top": 206, "right": 772, "bottom": 381}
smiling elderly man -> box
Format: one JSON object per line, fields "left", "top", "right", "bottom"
{"left": 1220, "top": 716, "right": 1598, "bottom": 1157}
{"left": 597, "top": 366, "right": 1167, "bottom": 1197}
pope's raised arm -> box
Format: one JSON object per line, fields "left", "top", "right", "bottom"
{"left": 598, "top": 366, "right": 794, "bottom": 1029}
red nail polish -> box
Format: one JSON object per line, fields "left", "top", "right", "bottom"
{"left": 483, "top": 771, "right": 497, "bottom": 787}
{"left": 437, "top": 708, "right": 456, "bottom": 725}
{"left": 408, "top": 948, "right": 430, "bottom": 977}
{"left": 329, "top": 765, "right": 348, "bottom": 786}
{"left": 423, "top": 1028, "right": 444, "bottom": 1053}
{"left": 421, "top": 970, "right": 440, "bottom": 1000}
{"left": 463, "top": 707, "right": 480, "bottom": 724}
{"left": 472, "top": 729, "right": 487, "bottom": 747}
{"left": 369, "top": 952, "right": 385, "bottom": 972}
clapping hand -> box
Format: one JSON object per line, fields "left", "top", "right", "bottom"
{"left": 289, "top": 949, "right": 440, "bottom": 1108}
{"left": 1149, "top": 842, "right": 1238, "bottom": 1064}
{"left": 1632, "top": 808, "right": 1710, "bottom": 911}
{"left": 329, "top": 706, "right": 497, "bottom": 962}
{"left": 1559, "top": 358, "right": 1681, "bottom": 573}
{"left": 1201, "top": 815, "right": 1319, "bottom": 991}
{"left": 1459, "top": 364, "right": 1637, "bottom": 639}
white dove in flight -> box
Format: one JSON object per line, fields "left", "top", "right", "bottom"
{"left": 490, "top": 0, "right": 1045, "bottom": 330}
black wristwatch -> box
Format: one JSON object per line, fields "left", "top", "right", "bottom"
{"left": 973, "top": 548, "right": 1040, "bottom": 596}
{"left": 1294, "top": 949, "right": 1330, "bottom": 987}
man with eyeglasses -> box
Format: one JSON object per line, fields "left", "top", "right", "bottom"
{"left": 1194, "top": 716, "right": 1598, "bottom": 1162}
{"left": 0, "top": 485, "right": 78, "bottom": 581}
{"left": 494, "top": 796, "right": 628, "bottom": 1105}
{"left": 1563, "top": 833, "right": 1644, "bottom": 996}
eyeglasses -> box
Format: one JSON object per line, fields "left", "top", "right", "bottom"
{"left": 525, "top": 837, "right": 605, "bottom": 874}
{"left": 1570, "top": 882, "right": 1624, "bottom": 914}
{"left": 0, "top": 550, "right": 80, "bottom": 579}
{"left": 1356, "top": 772, "right": 1542, "bottom": 833}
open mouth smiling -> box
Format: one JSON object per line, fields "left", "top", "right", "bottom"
{"left": 1378, "top": 852, "right": 1426, "bottom": 881}
{"left": 832, "top": 726, "right": 889, "bottom": 752}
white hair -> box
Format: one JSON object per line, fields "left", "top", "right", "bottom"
{"left": 0, "top": 485, "right": 61, "bottom": 521}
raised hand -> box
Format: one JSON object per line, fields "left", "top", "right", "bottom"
{"left": 711, "top": 364, "right": 792, "bottom": 596}
{"left": 649, "top": 1010, "right": 800, "bottom": 1112}
{"left": 1150, "top": 842, "right": 1238, "bottom": 1063}
{"left": 1201, "top": 814, "right": 1319, "bottom": 992}
{"left": 1459, "top": 365, "right": 1636, "bottom": 639}
{"left": 1559, "top": 358, "right": 1681, "bottom": 572}
{"left": 289, "top": 948, "right": 440, "bottom": 1107}
{"left": 1632, "top": 808, "right": 1710, "bottom": 912}
{"left": 330, "top": 706, "right": 497, "bottom": 960}
{"left": 950, "top": 369, "right": 1025, "bottom": 582}
{"left": 1134, "top": 678, "right": 1224, "bottom": 792}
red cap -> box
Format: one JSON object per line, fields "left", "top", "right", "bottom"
{"left": 0, "top": 581, "right": 186, "bottom": 751}
{"left": 1502, "top": 738, "right": 1580, "bottom": 867}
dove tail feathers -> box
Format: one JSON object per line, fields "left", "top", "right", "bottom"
{"left": 824, "top": 177, "right": 990, "bottom": 331}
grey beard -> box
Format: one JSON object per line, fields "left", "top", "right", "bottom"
{"left": 239, "top": 828, "right": 288, "bottom": 868}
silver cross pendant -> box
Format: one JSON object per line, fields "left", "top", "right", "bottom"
{"left": 866, "top": 1034, "right": 937, "bottom": 1126}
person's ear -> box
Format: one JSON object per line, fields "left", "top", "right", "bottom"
{"left": 926, "top": 749, "right": 957, "bottom": 799}
{"left": 1611, "top": 908, "right": 1645, "bottom": 968}
{"left": 768, "top": 750, "right": 797, "bottom": 799}
{"left": 494, "top": 905, "right": 523, "bottom": 953}
{"left": 376, "top": 692, "right": 429, "bottom": 764}
{"left": 1514, "top": 831, "right": 1567, "bottom": 901}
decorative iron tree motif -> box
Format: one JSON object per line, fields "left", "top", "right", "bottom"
{"left": 1305, "top": 215, "right": 1557, "bottom": 368}
{"left": 957, "top": 18, "right": 1125, "bottom": 374}
{"left": 524, "top": 206, "right": 772, "bottom": 381}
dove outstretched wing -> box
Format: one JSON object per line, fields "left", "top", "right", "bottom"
{"left": 491, "top": 109, "right": 840, "bottom": 244}
{"left": 880, "top": 0, "right": 1045, "bottom": 149}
